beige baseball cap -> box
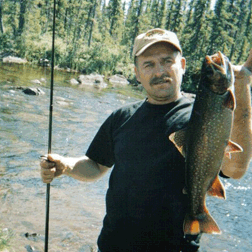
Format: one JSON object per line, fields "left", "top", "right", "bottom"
{"left": 133, "top": 28, "right": 182, "bottom": 57}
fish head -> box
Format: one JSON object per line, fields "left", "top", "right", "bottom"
{"left": 201, "top": 51, "right": 234, "bottom": 94}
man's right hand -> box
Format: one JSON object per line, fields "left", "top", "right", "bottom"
{"left": 40, "top": 154, "right": 68, "bottom": 183}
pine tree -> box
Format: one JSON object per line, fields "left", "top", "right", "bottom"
{"left": 107, "top": 0, "right": 123, "bottom": 37}
{"left": 208, "top": 0, "right": 233, "bottom": 55}
{"left": 18, "top": 0, "right": 27, "bottom": 35}
{"left": 150, "top": 0, "right": 166, "bottom": 27}
{"left": 165, "top": 0, "right": 186, "bottom": 35}
{"left": 123, "top": 0, "right": 144, "bottom": 55}
{"left": 0, "top": 0, "right": 4, "bottom": 33}
{"left": 182, "top": 0, "right": 211, "bottom": 61}
{"left": 235, "top": 0, "right": 252, "bottom": 63}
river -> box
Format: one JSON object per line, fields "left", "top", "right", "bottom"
{"left": 0, "top": 64, "right": 251, "bottom": 252}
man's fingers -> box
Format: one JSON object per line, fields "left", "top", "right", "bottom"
{"left": 43, "top": 177, "right": 53, "bottom": 184}
{"left": 42, "top": 167, "right": 56, "bottom": 174}
{"left": 40, "top": 157, "right": 56, "bottom": 169}
{"left": 41, "top": 167, "right": 56, "bottom": 177}
{"left": 41, "top": 167, "right": 56, "bottom": 184}
{"left": 40, "top": 154, "right": 66, "bottom": 183}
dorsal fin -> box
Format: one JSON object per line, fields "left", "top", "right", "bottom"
{"left": 226, "top": 140, "right": 243, "bottom": 153}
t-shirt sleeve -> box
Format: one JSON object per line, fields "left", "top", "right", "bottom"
{"left": 86, "top": 114, "right": 115, "bottom": 167}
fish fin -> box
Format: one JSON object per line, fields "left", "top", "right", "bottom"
{"left": 224, "top": 89, "right": 236, "bottom": 110}
{"left": 168, "top": 129, "right": 187, "bottom": 157}
{"left": 183, "top": 214, "right": 200, "bottom": 235}
{"left": 184, "top": 207, "right": 221, "bottom": 235}
{"left": 207, "top": 175, "right": 226, "bottom": 199}
{"left": 225, "top": 140, "right": 243, "bottom": 154}
{"left": 225, "top": 152, "right": 232, "bottom": 159}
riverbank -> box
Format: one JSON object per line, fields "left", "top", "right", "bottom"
{"left": 0, "top": 64, "right": 251, "bottom": 251}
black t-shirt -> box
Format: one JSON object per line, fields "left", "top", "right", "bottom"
{"left": 86, "top": 97, "right": 201, "bottom": 252}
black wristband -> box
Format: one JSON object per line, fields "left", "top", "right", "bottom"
{"left": 219, "top": 170, "right": 230, "bottom": 178}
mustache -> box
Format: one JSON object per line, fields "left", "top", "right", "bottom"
{"left": 150, "top": 75, "right": 172, "bottom": 85}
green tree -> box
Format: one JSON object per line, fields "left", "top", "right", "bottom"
{"left": 123, "top": 0, "right": 145, "bottom": 55}
{"left": 182, "top": 0, "right": 211, "bottom": 61}
{"left": 208, "top": 0, "right": 233, "bottom": 54}
{"left": 165, "top": 0, "right": 186, "bottom": 35}
{"left": 150, "top": 0, "right": 166, "bottom": 27}
{"left": 107, "top": 0, "right": 124, "bottom": 40}
{"left": 18, "top": 0, "right": 27, "bottom": 35}
{"left": 235, "top": 0, "right": 252, "bottom": 64}
{"left": 0, "top": 0, "right": 4, "bottom": 33}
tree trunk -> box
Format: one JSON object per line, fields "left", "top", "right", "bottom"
{"left": 18, "top": 0, "right": 27, "bottom": 35}
{"left": 130, "top": 0, "right": 143, "bottom": 56}
{"left": 88, "top": 0, "right": 97, "bottom": 47}
{"left": 0, "top": 0, "right": 4, "bottom": 33}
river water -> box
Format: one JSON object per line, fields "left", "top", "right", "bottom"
{"left": 0, "top": 64, "right": 251, "bottom": 252}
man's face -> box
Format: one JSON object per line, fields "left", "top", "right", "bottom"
{"left": 135, "top": 42, "right": 186, "bottom": 104}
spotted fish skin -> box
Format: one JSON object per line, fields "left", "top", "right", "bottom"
{"left": 170, "top": 52, "right": 242, "bottom": 235}
{"left": 183, "top": 52, "right": 238, "bottom": 235}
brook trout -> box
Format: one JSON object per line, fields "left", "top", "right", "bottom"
{"left": 169, "top": 52, "right": 243, "bottom": 235}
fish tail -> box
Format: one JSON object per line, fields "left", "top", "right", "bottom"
{"left": 183, "top": 210, "right": 221, "bottom": 235}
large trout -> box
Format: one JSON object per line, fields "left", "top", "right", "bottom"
{"left": 169, "top": 52, "right": 243, "bottom": 235}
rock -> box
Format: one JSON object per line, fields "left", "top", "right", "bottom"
{"left": 3, "top": 56, "right": 27, "bottom": 64}
{"left": 9, "top": 86, "right": 24, "bottom": 91}
{"left": 109, "top": 74, "right": 129, "bottom": 87}
{"left": 22, "top": 87, "right": 45, "bottom": 96}
{"left": 25, "top": 232, "right": 39, "bottom": 238}
{"left": 30, "top": 79, "right": 41, "bottom": 85}
{"left": 38, "top": 58, "right": 50, "bottom": 67}
{"left": 55, "top": 96, "right": 73, "bottom": 106}
{"left": 78, "top": 73, "right": 107, "bottom": 89}
{"left": 56, "top": 101, "right": 68, "bottom": 106}
{"left": 70, "top": 78, "right": 79, "bottom": 85}
{"left": 25, "top": 245, "right": 39, "bottom": 252}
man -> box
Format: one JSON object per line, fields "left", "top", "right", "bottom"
{"left": 41, "top": 28, "right": 251, "bottom": 251}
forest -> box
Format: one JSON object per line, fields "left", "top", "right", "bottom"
{"left": 0, "top": 0, "right": 251, "bottom": 91}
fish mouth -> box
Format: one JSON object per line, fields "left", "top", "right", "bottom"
{"left": 205, "top": 51, "right": 226, "bottom": 75}
{"left": 204, "top": 51, "right": 234, "bottom": 94}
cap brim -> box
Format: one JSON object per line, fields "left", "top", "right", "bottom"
{"left": 135, "top": 39, "right": 182, "bottom": 57}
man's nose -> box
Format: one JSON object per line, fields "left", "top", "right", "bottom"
{"left": 154, "top": 63, "right": 165, "bottom": 76}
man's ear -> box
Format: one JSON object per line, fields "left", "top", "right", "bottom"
{"left": 181, "top": 57, "right": 186, "bottom": 74}
{"left": 135, "top": 66, "right": 141, "bottom": 83}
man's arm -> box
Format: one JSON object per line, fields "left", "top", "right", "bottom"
{"left": 41, "top": 154, "right": 110, "bottom": 183}
{"left": 221, "top": 49, "right": 252, "bottom": 179}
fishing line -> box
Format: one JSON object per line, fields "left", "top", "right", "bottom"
{"left": 45, "top": 0, "right": 56, "bottom": 251}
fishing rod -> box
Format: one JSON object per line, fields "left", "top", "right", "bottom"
{"left": 45, "top": 0, "right": 56, "bottom": 251}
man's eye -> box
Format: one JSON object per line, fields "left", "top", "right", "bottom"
{"left": 165, "top": 59, "right": 173, "bottom": 64}
{"left": 144, "top": 63, "right": 153, "bottom": 68}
